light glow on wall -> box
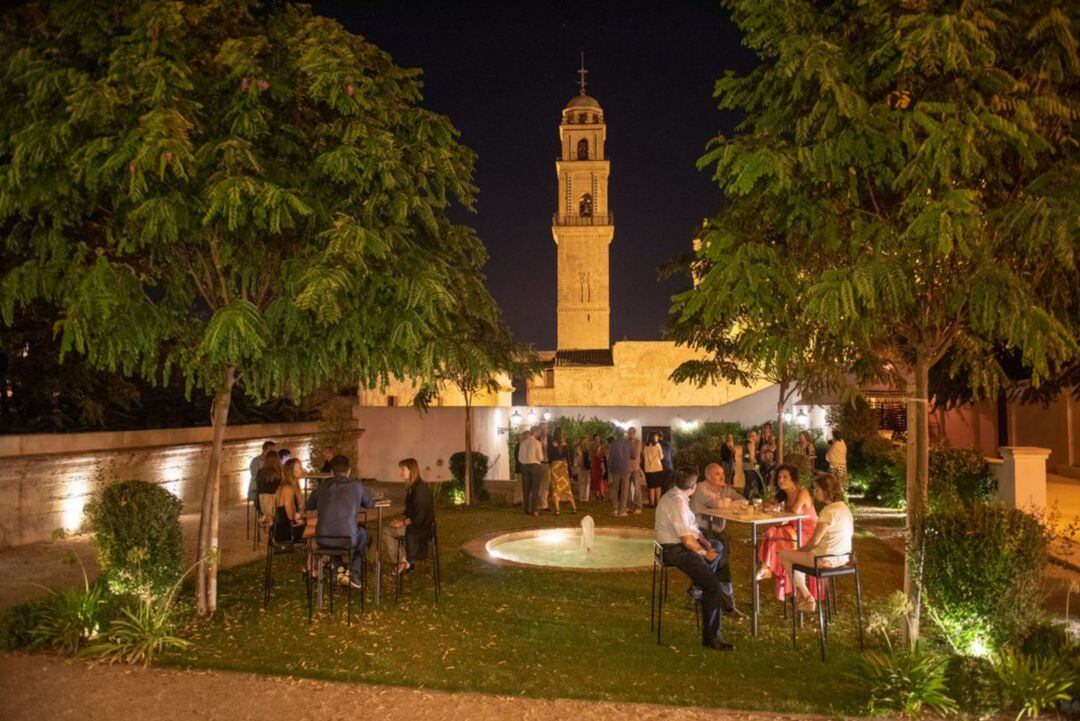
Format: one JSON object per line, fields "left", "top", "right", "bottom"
{"left": 60, "top": 469, "right": 93, "bottom": 534}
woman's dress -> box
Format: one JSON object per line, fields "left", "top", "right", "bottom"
{"left": 758, "top": 495, "right": 819, "bottom": 601}
{"left": 550, "top": 444, "right": 574, "bottom": 501}
{"left": 589, "top": 446, "right": 606, "bottom": 497}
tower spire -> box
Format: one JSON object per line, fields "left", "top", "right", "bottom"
{"left": 577, "top": 52, "right": 588, "bottom": 95}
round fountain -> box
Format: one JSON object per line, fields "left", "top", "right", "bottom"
{"left": 470, "top": 516, "right": 653, "bottom": 571}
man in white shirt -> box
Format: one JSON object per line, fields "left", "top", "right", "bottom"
{"left": 654, "top": 468, "right": 733, "bottom": 651}
{"left": 517, "top": 426, "right": 545, "bottom": 516}
{"left": 690, "top": 463, "right": 741, "bottom": 616}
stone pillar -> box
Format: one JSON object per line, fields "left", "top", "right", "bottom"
{"left": 995, "top": 446, "right": 1051, "bottom": 513}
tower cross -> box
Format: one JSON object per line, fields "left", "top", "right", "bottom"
{"left": 577, "top": 52, "right": 588, "bottom": 95}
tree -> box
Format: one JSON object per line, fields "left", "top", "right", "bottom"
{"left": 696, "top": 0, "right": 1079, "bottom": 645}
{"left": 667, "top": 210, "right": 847, "bottom": 464}
{"left": 1, "top": 0, "right": 494, "bottom": 614}
{"left": 414, "top": 277, "right": 539, "bottom": 505}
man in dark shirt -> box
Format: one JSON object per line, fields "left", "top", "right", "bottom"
{"left": 304, "top": 455, "right": 373, "bottom": 589}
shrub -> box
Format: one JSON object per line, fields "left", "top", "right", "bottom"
{"left": 861, "top": 647, "right": 957, "bottom": 717}
{"left": 993, "top": 649, "right": 1074, "bottom": 720}
{"left": 553, "top": 416, "right": 617, "bottom": 447}
{"left": 944, "top": 654, "right": 1001, "bottom": 718}
{"left": 85, "top": 480, "right": 183, "bottom": 597}
{"left": 671, "top": 421, "right": 746, "bottom": 473}
{"left": 928, "top": 445, "right": 997, "bottom": 509}
{"left": 827, "top": 396, "right": 882, "bottom": 468}
{"left": 923, "top": 504, "right": 1050, "bottom": 654}
{"left": 84, "top": 579, "right": 189, "bottom": 667}
{"left": 310, "top": 395, "right": 356, "bottom": 465}
{"left": 448, "top": 451, "right": 490, "bottom": 503}
{"left": 862, "top": 437, "right": 906, "bottom": 507}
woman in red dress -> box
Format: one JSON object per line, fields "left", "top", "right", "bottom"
{"left": 589, "top": 434, "right": 606, "bottom": 501}
{"left": 755, "top": 464, "right": 818, "bottom": 601}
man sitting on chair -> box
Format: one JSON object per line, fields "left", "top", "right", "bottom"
{"left": 691, "top": 463, "right": 743, "bottom": 618}
{"left": 304, "top": 454, "right": 373, "bottom": 589}
{"left": 654, "top": 467, "right": 734, "bottom": 651}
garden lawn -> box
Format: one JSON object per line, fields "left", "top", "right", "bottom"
{"left": 168, "top": 502, "right": 904, "bottom": 715}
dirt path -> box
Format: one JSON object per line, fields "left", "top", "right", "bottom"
{"left": 0, "top": 652, "right": 863, "bottom": 721}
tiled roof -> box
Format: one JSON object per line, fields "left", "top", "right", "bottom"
{"left": 555, "top": 348, "right": 614, "bottom": 367}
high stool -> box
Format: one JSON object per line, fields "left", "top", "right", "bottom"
{"left": 650, "top": 541, "right": 701, "bottom": 644}
{"left": 789, "top": 552, "right": 864, "bottom": 661}
{"left": 394, "top": 522, "right": 441, "bottom": 605}
{"left": 305, "top": 535, "right": 365, "bottom": 625}
{"left": 262, "top": 514, "right": 299, "bottom": 609}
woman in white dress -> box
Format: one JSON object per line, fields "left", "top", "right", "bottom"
{"left": 778, "top": 473, "right": 854, "bottom": 613}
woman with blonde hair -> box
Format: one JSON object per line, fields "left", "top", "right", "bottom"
{"left": 383, "top": 458, "right": 435, "bottom": 575}
{"left": 273, "top": 458, "right": 307, "bottom": 543}
{"left": 779, "top": 473, "right": 853, "bottom": 613}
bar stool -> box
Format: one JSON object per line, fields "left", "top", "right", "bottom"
{"left": 395, "top": 522, "right": 441, "bottom": 605}
{"left": 650, "top": 541, "right": 700, "bottom": 644}
{"left": 305, "top": 535, "right": 365, "bottom": 625}
{"left": 789, "top": 552, "right": 864, "bottom": 661}
{"left": 262, "top": 514, "right": 299, "bottom": 609}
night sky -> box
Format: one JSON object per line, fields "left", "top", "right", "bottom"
{"left": 310, "top": 0, "right": 755, "bottom": 349}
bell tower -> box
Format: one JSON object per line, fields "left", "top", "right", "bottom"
{"left": 552, "top": 57, "right": 612, "bottom": 350}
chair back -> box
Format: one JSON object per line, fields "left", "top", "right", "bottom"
{"left": 653, "top": 540, "right": 663, "bottom": 566}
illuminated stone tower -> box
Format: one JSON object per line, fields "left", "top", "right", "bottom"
{"left": 552, "top": 57, "right": 612, "bottom": 350}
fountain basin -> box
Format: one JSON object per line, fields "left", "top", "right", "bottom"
{"left": 469, "top": 527, "right": 654, "bottom": 571}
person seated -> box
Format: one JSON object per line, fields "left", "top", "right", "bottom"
{"left": 381, "top": 458, "right": 434, "bottom": 575}
{"left": 689, "top": 463, "right": 742, "bottom": 616}
{"left": 755, "top": 465, "right": 818, "bottom": 602}
{"left": 255, "top": 449, "right": 283, "bottom": 527}
{"left": 654, "top": 468, "right": 734, "bottom": 651}
{"left": 779, "top": 473, "right": 853, "bottom": 613}
{"left": 304, "top": 454, "right": 374, "bottom": 589}
{"left": 273, "top": 459, "right": 308, "bottom": 544}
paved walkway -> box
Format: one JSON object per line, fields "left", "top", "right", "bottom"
{"left": 0, "top": 653, "right": 866, "bottom": 721}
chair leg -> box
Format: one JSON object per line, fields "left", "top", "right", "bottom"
{"left": 657, "top": 567, "right": 665, "bottom": 645}
{"left": 395, "top": 542, "right": 404, "bottom": 602}
{"left": 360, "top": 554, "right": 366, "bottom": 618}
{"left": 854, "top": 568, "right": 865, "bottom": 651}
{"left": 263, "top": 540, "right": 272, "bottom": 609}
{"left": 306, "top": 562, "right": 314, "bottom": 624}
{"left": 650, "top": 562, "right": 657, "bottom": 630}
{"left": 817, "top": 587, "right": 827, "bottom": 662}
{"left": 246, "top": 499, "right": 251, "bottom": 540}
{"left": 790, "top": 590, "right": 797, "bottom": 648}
{"left": 346, "top": 553, "right": 352, "bottom": 627}
{"left": 328, "top": 563, "right": 335, "bottom": 615}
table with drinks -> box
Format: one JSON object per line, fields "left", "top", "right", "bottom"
{"left": 699, "top": 498, "right": 808, "bottom": 637}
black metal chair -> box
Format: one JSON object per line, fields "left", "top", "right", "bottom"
{"left": 394, "top": 522, "right": 441, "bottom": 605}
{"left": 305, "top": 534, "right": 365, "bottom": 625}
{"left": 262, "top": 512, "right": 300, "bottom": 609}
{"left": 650, "top": 541, "right": 700, "bottom": 644}
{"left": 789, "top": 552, "right": 865, "bottom": 661}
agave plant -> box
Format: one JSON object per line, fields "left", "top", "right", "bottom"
{"left": 994, "top": 649, "right": 1074, "bottom": 721}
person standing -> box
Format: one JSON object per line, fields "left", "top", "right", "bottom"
{"left": 248, "top": 440, "right": 276, "bottom": 509}
{"left": 627, "top": 427, "right": 644, "bottom": 514}
{"left": 319, "top": 446, "right": 336, "bottom": 474}
{"left": 517, "top": 426, "right": 544, "bottom": 515}
{"left": 825, "top": 430, "right": 848, "bottom": 488}
{"left": 548, "top": 427, "right": 578, "bottom": 515}
{"left": 538, "top": 422, "right": 551, "bottom": 512}
{"left": 758, "top": 423, "right": 776, "bottom": 488}
{"left": 796, "top": 431, "right": 817, "bottom": 469}
{"left": 742, "top": 431, "right": 765, "bottom": 500}
{"left": 654, "top": 468, "right": 733, "bottom": 651}
{"left": 589, "top": 434, "right": 606, "bottom": 501}
{"left": 573, "top": 436, "right": 591, "bottom": 502}
{"left": 720, "top": 434, "right": 737, "bottom": 483}
{"left": 607, "top": 429, "right": 631, "bottom": 516}
{"left": 382, "top": 458, "right": 434, "bottom": 575}
{"left": 643, "top": 431, "right": 666, "bottom": 507}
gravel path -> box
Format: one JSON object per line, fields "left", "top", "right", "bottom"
{"left": 0, "top": 652, "right": 864, "bottom": 721}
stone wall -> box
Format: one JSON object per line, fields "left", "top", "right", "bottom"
{"left": 528, "top": 341, "right": 774, "bottom": 407}
{"left": 0, "top": 420, "right": 362, "bottom": 549}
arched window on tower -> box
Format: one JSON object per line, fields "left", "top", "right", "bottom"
{"left": 579, "top": 193, "right": 593, "bottom": 217}
{"left": 576, "top": 138, "right": 589, "bottom": 160}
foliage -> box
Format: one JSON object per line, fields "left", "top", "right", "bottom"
{"left": 826, "top": 398, "right": 883, "bottom": 471}
{"left": 310, "top": 395, "right": 356, "bottom": 464}
{"left": 928, "top": 446, "right": 997, "bottom": 509}
{"left": 698, "top": 0, "right": 1080, "bottom": 643}
{"left": 553, "top": 416, "right": 618, "bottom": 446}
{"left": 993, "top": 649, "right": 1074, "bottom": 721}
{"left": 923, "top": 505, "right": 1050, "bottom": 654}
{"left": 85, "top": 480, "right": 183, "bottom": 597}
{"left": 83, "top": 578, "right": 190, "bottom": 667}
{"left": 944, "top": 654, "right": 1001, "bottom": 719}
{"left": 448, "top": 450, "right": 490, "bottom": 503}
{"left": 670, "top": 422, "right": 745, "bottom": 474}
{"left": 862, "top": 437, "right": 907, "bottom": 508}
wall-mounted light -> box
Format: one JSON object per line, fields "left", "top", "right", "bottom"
{"left": 796, "top": 409, "right": 809, "bottom": 427}
{"left": 542, "top": 411, "right": 551, "bottom": 422}
{"left": 509, "top": 410, "right": 522, "bottom": 428}
{"left": 782, "top": 409, "right": 793, "bottom": 423}
{"left": 526, "top": 409, "right": 538, "bottom": 426}
{"left": 676, "top": 419, "right": 700, "bottom": 432}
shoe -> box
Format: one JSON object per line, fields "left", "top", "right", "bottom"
{"left": 725, "top": 607, "right": 749, "bottom": 620}
{"left": 554, "top": 510, "right": 560, "bottom": 516}
{"left": 632, "top": 508, "right": 642, "bottom": 515}
{"left": 703, "top": 639, "right": 734, "bottom": 651}
{"left": 755, "top": 567, "right": 773, "bottom": 582}
{"left": 796, "top": 597, "right": 816, "bottom": 613}
{"left": 686, "top": 585, "right": 703, "bottom": 601}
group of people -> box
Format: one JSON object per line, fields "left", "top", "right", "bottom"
{"left": 517, "top": 424, "right": 675, "bottom": 517}
{"left": 246, "top": 441, "right": 435, "bottom": 589}
{"left": 655, "top": 462, "right": 854, "bottom": 651}
{"left": 730, "top": 422, "right": 848, "bottom": 500}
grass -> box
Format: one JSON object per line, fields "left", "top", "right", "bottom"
{"left": 167, "top": 501, "right": 905, "bottom": 715}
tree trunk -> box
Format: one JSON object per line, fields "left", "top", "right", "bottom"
{"left": 196, "top": 367, "right": 234, "bottom": 616}
{"left": 776, "top": 380, "right": 788, "bottom": 464}
{"left": 901, "top": 359, "right": 930, "bottom": 648}
{"left": 464, "top": 395, "right": 473, "bottom": 506}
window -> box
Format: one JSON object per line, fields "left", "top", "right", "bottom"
{"left": 578, "top": 113, "right": 586, "bottom": 124}
{"left": 544, "top": 369, "right": 555, "bottom": 388}
{"left": 576, "top": 138, "right": 589, "bottom": 160}
{"left": 579, "top": 272, "right": 591, "bottom": 303}
{"left": 579, "top": 193, "right": 593, "bottom": 217}
{"left": 386, "top": 395, "right": 397, "bottom": 407}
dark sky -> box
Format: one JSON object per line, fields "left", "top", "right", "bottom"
{"left": 310, "top": 0, "right": 755, "bottom": 348}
